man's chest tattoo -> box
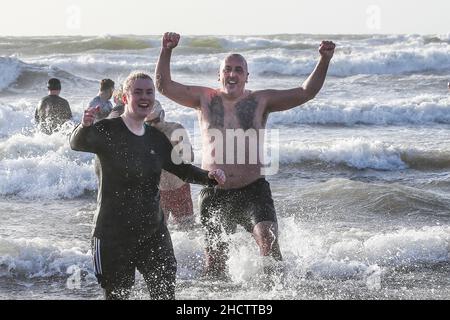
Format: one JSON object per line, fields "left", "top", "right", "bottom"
{"left": 207, "top": 96, "right": 225, "bottom": 128}
{"left": 236, "top": 96, "right": 258, "bottom": 130}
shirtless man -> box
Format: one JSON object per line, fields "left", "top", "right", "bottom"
{"left": 156, "top": 32, "right": 335, "bottom": 278}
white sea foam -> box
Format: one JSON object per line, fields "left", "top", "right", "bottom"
{"left": 0, "top": 57, "right": 23, "bottom": 91}
{"left": 269, "top": 95, "right": 450, "bottom": 125}
{"left": 174, "top": 43, "right": 450, "bottom": 76}
{"left": 363, "top": 227, "right": 450, "bottom": 265}
{"left": 279, "top": 138, "right": 407, "bottom": 170}
{"left": 0, "top": 103, "right": 35, "bottom": 137}
{"left": 224, "top": 218, "right": 450, "bottom": 285}
{"left": 282, "top": 219, "right": 449, "bottom": 279}
{"left": 1, "top": 217, "right": 448, "bottom": 287}
{"left": 0, "top": 237, "right": 91, "bottom": 278}
{"left": 0, "top": 129, "right": 96, "bottom": 199}
{"left": 18, "top": 37, "right": 449, "bottom": 82}
{"left": 0, "top": 133, "right": 446, "bottom": 201}
{"left": 323, "top": 226, "right": 450, "bottom": 270}
{"left": 0, "top": 152, "right": 96, "bottom": 199}
{"left": 28, "top": 54, "right": 152, "bottom": 78}
{"left": 277, "top": 135, "right": 450, "bottom": 170}
{"left": 155, "top": 95, "right": 450, "bottom": 129}
{"left": 329, "top": 45, "right": 450, "bottom": 76}
{"left": 1, "top": 34, "right": 449, "bottom": 299}
{"left": 1, "top": 122, "right": 448, "bottom": 202}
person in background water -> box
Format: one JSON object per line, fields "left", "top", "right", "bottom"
{"left": 70, "top": 71, "right": 226, "bottom": 300}
{"left": 145, "top": 101, "right": 196, "bottom": 228}
{"left": 89, "top": 78, "right": 115, "bottom": 121}
{"left": 35, "top": 78, "right": 72, "bottom": 135}
{"left": 108, "top": 84, "right": 125, "bottom": 118}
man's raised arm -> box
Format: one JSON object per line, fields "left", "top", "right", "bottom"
{"left": 263, "top": 41, "right": 336, "bottom": 113}
{"left": 155, "top": 32, "right": 209, "bottom": 109}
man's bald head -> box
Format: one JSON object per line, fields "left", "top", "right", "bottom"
{"left": 218, "top": 54, "right": 250, "bottom": 97}
{"left": 220, "top": 54, "right": 249, "bottom": 72}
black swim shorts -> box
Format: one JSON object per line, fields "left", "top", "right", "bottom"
{"left": 199, "top": 178, "right": 277, "bottom": 238}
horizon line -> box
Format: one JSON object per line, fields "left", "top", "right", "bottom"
{"left": 0, "top": 31, "right": 448, "bottom": 38}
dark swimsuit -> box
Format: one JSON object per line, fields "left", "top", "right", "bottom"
{"left": 199, "top": 178, "right": 277, "bottom": 248}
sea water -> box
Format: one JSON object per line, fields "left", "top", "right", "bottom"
{"left": 0, "top": 34, "right": 449, "bottom": 300}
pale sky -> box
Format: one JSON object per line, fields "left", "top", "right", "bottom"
{"left": 2, "top": 0, "right": 449, "bottom": 36}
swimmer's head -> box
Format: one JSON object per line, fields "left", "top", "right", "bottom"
{"left": 47, "top": 78, "right": 61, "bottom": 92}
{"left": 219, "top": 54, "right": 249, "bottom": 97}
{"left": 122, "top": 71, "right": 156, "bottom": 119}
{"left": 100, "top": 79, "right": 115, "bottom": 99}
{"left": 145, "top": 100, "right": 165, "bottom": 126}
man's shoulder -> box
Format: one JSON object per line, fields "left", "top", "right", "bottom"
{"left": 55, "top": 96, "right": 70, "bottom": 105}
{"left": 204, "top": 88, "right": 223, "bottom": 99}
{"left": 40, "top": 95, "right": 52, "bottom": 103}
{"left": 59, "top": 96, "right": 70, "bottom": 103}
{"left": 88, "top": 96, "right": 101, "bottom": 106}
{"left": 39, "top": 95, "right": 63, "bottom": 106}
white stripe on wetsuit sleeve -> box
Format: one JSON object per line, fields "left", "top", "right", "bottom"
{"left": 97, "top": 238, "right": 103, "bottom": 274}
{"left": 92, "top": 238, "right": 97, "bottom": 275}
{"left": 94, "top": 238, "right": 103, "bottom": 275}
{"left": 93, "top": 238, "right": 98, "bottom": 275}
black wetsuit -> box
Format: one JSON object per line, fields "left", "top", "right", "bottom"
{"left": 70, "top": 117, "right": 216, "bottom": 299}
{"left": 35, "top": 95, "right": 72, "bottom": 134}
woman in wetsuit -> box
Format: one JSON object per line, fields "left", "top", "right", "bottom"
{"left": 70, "top": 72, "right": 225, "bottom": 300}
